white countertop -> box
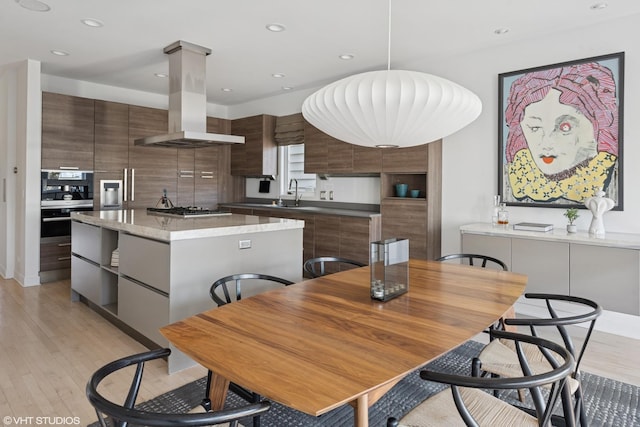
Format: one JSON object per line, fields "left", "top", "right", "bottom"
{"left": 72, "top": 210, "right": 304, "bottom": 242}
{"left": 461, "top": 223, "right": 640, "bottom": 250}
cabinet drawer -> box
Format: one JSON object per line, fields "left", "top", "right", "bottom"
{"left": 118, "top": 277, "right": 169, "bottom": 346}
{"left": 119, "top": 233, "right": 170, "bottom": 293}
{"left": 71, "top": 255, "right": 101, "bottom": 305}
{"left": 570, "top": 245, "right": 640, "bottom": 315}
{"left": 71, "top": 221, "right": 101, "bottom": 263}
{"left": 40, "top": 238, "right": 72, "bottom": 271}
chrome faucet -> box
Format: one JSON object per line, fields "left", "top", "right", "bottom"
{"left": 288, "top": 178, "right": 301, "bottom": 206}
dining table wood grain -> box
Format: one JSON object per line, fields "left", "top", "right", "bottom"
{"left": 160, "top": 258, "right": 527, "bottom": 427}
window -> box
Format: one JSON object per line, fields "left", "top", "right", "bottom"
{"left": 279, "top": 144, "right": 316, "bottom": 194}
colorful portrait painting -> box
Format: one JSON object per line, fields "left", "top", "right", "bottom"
{"left": 498, "top": 52, "right": 624, "bottom": 210}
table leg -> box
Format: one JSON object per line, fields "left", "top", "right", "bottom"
{"left": 208, "top": 372, "right": 230, "bottom": 410}
{"left": 354, "top": 394, "right": 369, "bottom": 427}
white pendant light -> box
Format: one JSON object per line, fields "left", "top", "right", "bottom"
{"left": 301, "top": 0, "right": 482, "bottom": 148}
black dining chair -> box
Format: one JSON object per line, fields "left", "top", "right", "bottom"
{"left": 472, "top": 293, "right": 602, "bottom": 427}
{"left": 387, "top": 330, "right": 575, "bottom": 427}
{"left": 86, "top": 348, "right": 271, "bottom": 427}
{"left": 203, "top": 273, "right": 295, "bottom": 427}
{"left": 303, "top": 256, "right": 366, "bottom": 278}
{"left": 436, "top": 253, "right": 508, "bottom": 271}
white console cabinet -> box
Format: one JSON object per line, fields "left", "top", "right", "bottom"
{"left": 461, "top": 224, "right": 640, "bottom": 316}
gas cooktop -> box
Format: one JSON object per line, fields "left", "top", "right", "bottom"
{"left": 146, "top": 207, "right": 232, "bottom": 218}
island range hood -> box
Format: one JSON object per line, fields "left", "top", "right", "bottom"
{"left": 135, "top": 40, "right": 244, "bottom": 148}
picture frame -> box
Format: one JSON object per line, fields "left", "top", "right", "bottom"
{"left": 498, "top": 52, "right": 624, "bottom": 210}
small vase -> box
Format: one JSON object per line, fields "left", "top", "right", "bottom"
{"left": 567, "top": 224, "right": 577, "bottom": 233}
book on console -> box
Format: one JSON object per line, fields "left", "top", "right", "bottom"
{"left": 512, "top": 222, "right": 554, "bottom": 232}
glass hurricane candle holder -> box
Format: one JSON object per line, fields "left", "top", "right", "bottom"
{"left": 370, "top": 238, "right": 409, "bottom": 301}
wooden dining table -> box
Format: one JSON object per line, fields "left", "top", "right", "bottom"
{"left": 160, "top": 258, "right": 527, "bottom": 427}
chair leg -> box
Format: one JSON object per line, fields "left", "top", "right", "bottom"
{"left": 200, "top": 370, "right": 213, "bottom": 411}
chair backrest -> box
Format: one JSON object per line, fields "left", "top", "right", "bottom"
{"left": 86, "top": 348, "right": 271, "bottom": 427}
{"left": 436, "top": 253, "right": 508, "bottom": 271}
{"left": 420, "top": 330, "right": 575, "bottom": 426}
{"left": 303, "top": 256, "right": 366, "bottom": 278}
{"left": 210, "top": 273, "right": 294, "bottom": 306}
{"left": 504, "top": 293, "right": 602, "bottom": 371}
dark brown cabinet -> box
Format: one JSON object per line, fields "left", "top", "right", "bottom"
{"left": 303, "top": 120, "right": 383, "bottom": 174}
{"left": 127, "top": 106, "right": 177, "bottom": 208}
{"left": 230, "top": 115, "right": 277, "bottom": 177}
{"left": 94, "top": 100, "right": 129, "bottom": 209}
{"left": 42, "top": 92, "right": 95, "bottom": 171}
{"left": 380, "top": 141, "right": 442, "bottom": 260}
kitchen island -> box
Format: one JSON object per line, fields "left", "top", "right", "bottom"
{"left": 71, "top": 209, "right": 304, "bottom": 372}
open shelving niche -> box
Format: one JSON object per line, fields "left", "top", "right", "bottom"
{"left": 381, "top": 173, "right": 427, "bottom": 200}
{"left": 99, "top": 228, "right": 120, "bottom": 315}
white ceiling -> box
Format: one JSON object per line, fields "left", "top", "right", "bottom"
{"left": 2, "top": 0, "right": 640, "bottom": 106}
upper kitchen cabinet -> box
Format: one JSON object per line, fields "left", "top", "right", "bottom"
{"left": 304, "top": 120, "right": 382, "bottom": 174}
{"left": 42, "top": 92, "right": 95, "bottom": 171}
{"left": 381, "top": 144, "right": 430, "bottom": 172}
{"left": 94, "top": 100, "right": 129, "bottom": 172}
{"left": 230, "top": 114, "right": 277, "bottom": 177}
{"left": 128, "top": 105, "right": 177, "bottom": 208}
{"left": 94, "top": 100, "right": 129, "bottom": 210}
{"left": 178, "top": 116, "right": 233, "bottom": 208}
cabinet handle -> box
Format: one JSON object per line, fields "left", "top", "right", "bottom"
{"left": 58, "top": 256, "right": 72, "bottom": 261}
{"left": 123, "top": 168, "right": 128, "bottom": 202}
{"left": 200, "top": 175, "right": 214, "bottom": 179}
{"left": 42, "top": 217, "right": 71, "bottom": 223}
{"left": 180, "top": 170, "right": 194, "bottom": 178}
{"left": 59, "top": 166, "right": 79, "bottom": 170}
{"left": 58, "top": 242, "right": 72, "bottom": 247}
{"left": 2, "top": 178, "right": 5, "bottom": 202}
{"left": 131, "top": 169, "right": 135, "bottom": 202}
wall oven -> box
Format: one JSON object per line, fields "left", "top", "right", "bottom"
{"left": 40, "top": 204, "right": 94, "bottom": 238}
{"left": 40, "top": 170, "right": 94, "bottom": 238}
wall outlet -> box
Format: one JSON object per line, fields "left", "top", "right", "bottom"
{"left": 320, "top": 190, "right": 327, "bottom": 200}
{"left": 238, "top": 239, "right": 251, "bottom": 249}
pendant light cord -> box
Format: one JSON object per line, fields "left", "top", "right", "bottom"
{"left": 387, "top": 0, "right": 392, "bottom": 70}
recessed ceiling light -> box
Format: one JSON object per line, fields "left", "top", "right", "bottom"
{"left": 282, "top": 86, "right": 293, "bottom": 91}
{"left": 266, "top": 23, "right": 286, "bottom": 32}
{"left": 494, "top": 28, "right": 510, "bottom": 35}
{"left": 221, "top": 88, "right": 233, "bottom": 92}
{"left": 272, "top": 73, "right": 285, "bottom": 78}
{"left": 81, "top": 18, "right": 104, "bottom": 27}
{"left": 154, "top": 73, "right": 168, "bottom": 78}
{"left": 15, "top": 0, "right": 50, "bottom": 12}
{"left": 590, "top": 3, "right": 608, "bottom": 10}
{"left": 50, "top": 50, "right": 69, "bottom": 56}
{"left": 339, "top": 54, "right": 354, "bottom": 60}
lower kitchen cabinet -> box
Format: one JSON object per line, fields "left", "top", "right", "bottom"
{"left": 460, "top": 224, "right": 640, "bottom": 315}
{"left": 40, "top": 236, "right": 72, "bottom": 273}
{"left": 118, "top": 276, "right": 169, "bottom": 347}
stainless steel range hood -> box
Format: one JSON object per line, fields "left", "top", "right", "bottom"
{"left": 135, "top": 41, "right": 244, "bottom": 148}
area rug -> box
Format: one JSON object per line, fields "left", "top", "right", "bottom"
{"left": 88, "top": 340, "right": 640, "bottom": 427}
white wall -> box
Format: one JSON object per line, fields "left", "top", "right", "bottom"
{"left": 414, "top": 15, "right": 640, "bottom": 255}
{"left": 246, "top": 176, "right": 380, "bottom": 204}
{"left": 0, "top": 60, "right": 41, "bottom": 285}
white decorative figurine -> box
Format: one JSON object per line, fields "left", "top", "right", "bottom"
{"left": 584, "top": 188, "right": 614, "bottom": 237}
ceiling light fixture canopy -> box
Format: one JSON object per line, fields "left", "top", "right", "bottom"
{"left": 301, "top": 0, "right": 481, "bottom": 148}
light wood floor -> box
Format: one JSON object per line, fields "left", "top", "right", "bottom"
{"left": 1, "top": 277, "right": 639, "bottom": 426}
